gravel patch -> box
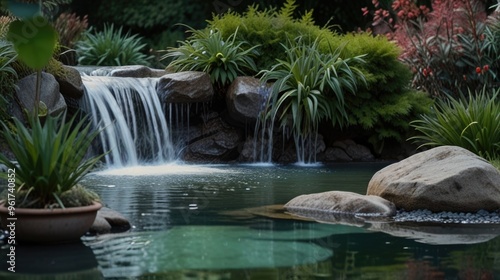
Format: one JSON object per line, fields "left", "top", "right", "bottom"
{"left": 394, "top": 209, "right": 500, "bottom": 224}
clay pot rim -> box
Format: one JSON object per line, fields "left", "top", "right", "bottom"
{"left": 0, "top": 201, "right": 102, "bottom": 215}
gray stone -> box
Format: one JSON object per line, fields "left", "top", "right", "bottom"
{"left": 182, "top": 116, "right": 243, "bottom": 163}
{"left": 324, "top": 147, "right": 352, "bottom": 162}
{"left": 90, "top": 207, "right": 131, "bottom": 234}
{"left": 285, "top": 191, "right": 396, "bottom": 217}
{"left": 54, "top": 65, "right": 84, "bottom": 99}
{"left": 12, "top": 72, "right": 66, "bottom": 120}
{"left": 367, "top": 145, "right": 500, "bottom": 212}
{"left": 110, "top": 65, "right": 153, "bottom": 78}
{"left": 90, "top": 215, "right": 112, "bottom": 234}
{"left": 157, "top": 71, "right": 213, "bottom": 103}
{"left": 225, "top": 76, "right": 268, "bottom": 125}
{"left": 331, "top": 139, "right": 374, "bottom": 161}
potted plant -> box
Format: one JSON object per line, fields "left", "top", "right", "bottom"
{"left": 0, "top": 113, "right": 105, "bottom": 243}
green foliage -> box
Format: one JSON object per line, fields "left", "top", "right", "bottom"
{"left": 207, "top": 0, "right": 339, "bottom": 70}
{"left": 0, "top": 113, "right": 105, "bottom": 208}
{"left": 491, "top": 158, "right": 500, "bottom": 171}
{"left": 7, "top": 16, "right": 58, "bottom": 70}
{"left": 259, "top": 38, "right": 366, "bottom": 162}
{"left": 337, "top": 32, "right": 434, "bottom": 150}
{"left": 163, "top": 25, "right": 259, "bottom": 89}
{"left": 93, "top": 0, "right": 208, "bottom": 30}
{"left": 410, "top": 87, "right": 500, "bottom": 160}
{"left": 0, "top": 40, "right": 17, "bottom": 129}
{"left": 75, "top": 24, "right": 152, "bottom": 66}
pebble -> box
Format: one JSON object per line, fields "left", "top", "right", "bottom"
{"left": 393, "top": 209, "right": 500, "bottom": 224}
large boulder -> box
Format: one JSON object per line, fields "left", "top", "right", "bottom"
{"left": 367, "top": 146, "right": 500, "bottom": 212}
{"left": 225, "top": 77, "right": 268, "bottom": 125}
{"left": 285, "top": 191, "right": 396, "bottom": 217}
{"left": 12, "top": 72, "right": 66, "bottom": 120}
{"left": 157, "top": 71, "right": 213, "bottom": 103}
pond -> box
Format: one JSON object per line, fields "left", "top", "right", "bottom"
{"left": 1, "top": 162, "right": 500, "bottom": 279}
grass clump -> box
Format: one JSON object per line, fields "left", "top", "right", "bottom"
{"left": 75, "top": 24, "right": 152, "bottom": 66}
{"left": 410, "top": 87, "right": 500, "bottom": 161}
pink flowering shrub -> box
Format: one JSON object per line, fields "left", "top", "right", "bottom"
{"left": 362, "top": 0, "right": 499, "bottom": 98}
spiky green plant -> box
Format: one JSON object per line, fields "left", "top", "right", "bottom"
{"left": 0, "top": 114, "right": 105, "bottom": 208}
{"left": 410, "top": 87, "right": 500, "bottom": 160}
{"left": 259, "top": 38, "right": 366, "bottom": 162}
{"left": 75, "top": 24, "right": 152, "bottom": 66}
{"left": 162, "top": 25, "right": 259, "bottom": 90}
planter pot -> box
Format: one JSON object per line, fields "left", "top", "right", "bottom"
{"left": 0, "top": 201, "right": 102, "bottom": 243}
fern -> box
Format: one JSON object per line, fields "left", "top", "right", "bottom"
{"left": 300, "top": 10, "right": 315, "bottom": 26}
{"left": 278, "top": 0, "right": 298, "bottom": 20}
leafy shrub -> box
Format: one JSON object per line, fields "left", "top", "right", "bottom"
{"left": 75, "top": 24, "right": 152, "bottom": 66}
{"left": 207, "top": 0, "right": 339, "bottom": 71}
{"left": 0, "top": 113, "right": 104, "bottom": 208}
{"left": 259, "top": 38, "right": 366, "bottom": 162}
{"left": 163, "top": 25, "right": 259, "bottom": 90}
{"left": 410, "top": 87, "right": 500, "bottom": 160}
{"left": 362, "top": 0, "right": 498, "bottom": 98}
{"left": 338, "top": 32, "right": 433, "bottom": 151}
{"left": 0, "top": 41, "right": 17, "bottom": 130}
{"left": 91, "top": 0, "right": 209, "bottom": 30}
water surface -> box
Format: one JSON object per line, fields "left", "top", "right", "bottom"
{"left": 2, "top": 162, "right": 500, "bottom": 279}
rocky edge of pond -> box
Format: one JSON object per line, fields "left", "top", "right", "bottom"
{"left": 285, "top": 145, "right": 500, "bottom": 225}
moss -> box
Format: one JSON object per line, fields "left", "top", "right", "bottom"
{"left": 0, "top": 184, "right": 100, "bottom": 209}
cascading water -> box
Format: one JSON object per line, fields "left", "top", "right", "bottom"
{"left": 80, "top": 76, "right": 174, "bottom": 167}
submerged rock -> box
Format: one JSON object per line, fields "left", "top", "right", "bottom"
{"left": 367, "top": 145, "right": 500, "bottom": 212}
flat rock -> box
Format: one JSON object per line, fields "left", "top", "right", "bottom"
{"left": 157, "top": 71, "right": 213, "bottom": 103}
{"left": 285, "top": 191, "right": 396, "bottom": 217}
{"left": 367, "top": 145, "right": 500, "bottom": 212}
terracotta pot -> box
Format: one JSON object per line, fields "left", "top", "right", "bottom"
{"left": 0, "top": 201, "right": 102, "bottom": 243}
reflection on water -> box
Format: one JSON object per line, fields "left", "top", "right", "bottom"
{"left": 2, "top": 163, "right": 500, "bottom": 279}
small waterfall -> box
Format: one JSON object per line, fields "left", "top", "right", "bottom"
{"left": 80, "top": 76, "right": 174, "bottom": 167}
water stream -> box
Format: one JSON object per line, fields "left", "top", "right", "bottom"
{"left": 80, "top": 76, "right": 175, "bottom": 167}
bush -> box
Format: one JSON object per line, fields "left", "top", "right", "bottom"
{"left": 337, "top": 32, "right": 433, "bottom": 151}
{"left": 0, "top": 41, "right": 17, "bottom": 130}
{"left": 410, "top": 87, "right": 500, "bottom": 160}
{"left": 207, "top": 0, "right": 339, "bottom": 71}
{"left": 362, "top": 0, "right": 499, "bottom": 98}
{"left": 163, "top": 25, "right": 259, "bottom": 91}
{"left": 75, "top": 24, "right": 152, "bottom": 66}
{"left": 259, "top": 37, "right": 366, "bottom": 162}
{"left": 194, "top": 0, "right": 433, "bottom": 153}
{"left": 54, "top": 12, "right": 88, "bottom": 65}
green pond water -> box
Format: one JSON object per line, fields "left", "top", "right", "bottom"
{"left": 2, "top": 162, "right": 500, "bottom": 279}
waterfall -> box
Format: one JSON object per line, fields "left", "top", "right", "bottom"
{"left": 80, "top": 76, "right": 174, "bottom": 167}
